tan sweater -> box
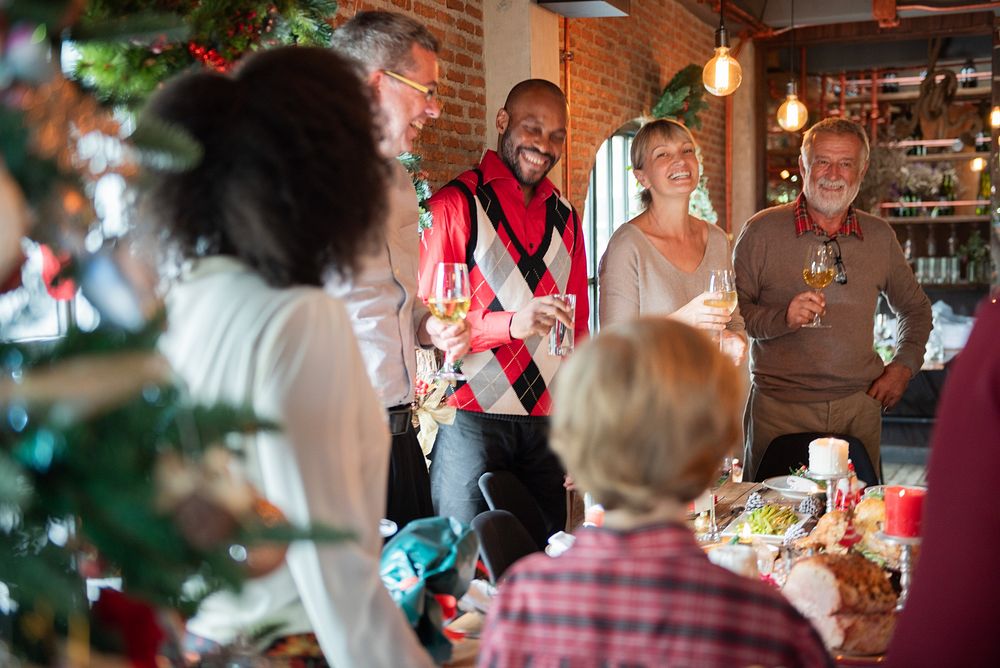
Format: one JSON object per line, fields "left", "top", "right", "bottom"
{"left": 598, "top": 221, "right": 745, "bottom": 333}
{"left": 733, "top": 203, "right": 931, "bottom": 402}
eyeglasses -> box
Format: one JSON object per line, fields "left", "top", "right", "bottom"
{"left": 382, "top": 69, "right": 438, "bottom": 102}
{"left": 824, "top": 237, "right": 848, "bottom": 284}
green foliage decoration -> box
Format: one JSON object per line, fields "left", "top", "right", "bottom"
{"left": 651, "top": 64, "right": 709, "bottom": 131}
{"left": 72, "top": 0, "right": 338, "bottom": 105}
{"left": 399, "top": 151, "right": 434, "bottom": 235}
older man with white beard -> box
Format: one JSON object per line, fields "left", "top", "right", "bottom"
{"left": 734, "top": 118, "right": 930, "bottom": 480}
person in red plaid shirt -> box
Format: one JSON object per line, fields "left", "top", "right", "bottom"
{"left": 418, "top": 80, "right": 589, "bottom": 537}
{"left": 479, "top": 319, "right": 832, "bottom": 668}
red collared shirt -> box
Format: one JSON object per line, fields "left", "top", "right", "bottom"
{"left": 793, "top": 192, "right": 864, "bottom": 240}
{"left": 479, "top": 523, "right": 833, "bottom": 668}
{"left": 420, "top": 150, "right": 590, "bottom": 352}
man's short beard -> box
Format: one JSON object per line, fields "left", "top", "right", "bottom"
{"left": 803, "top": 178, "right": 862, "bottom": 218}
{"left": 499, "top": 130, "right": 554, "bottom": 187}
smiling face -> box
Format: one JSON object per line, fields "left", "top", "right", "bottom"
{"left": 496, "top": 87, "right": 568, "bottom": 191}
{"left": 800, "top": 131, "right": 869, "bottom": 219}
{"left": 373, "top": 43, "right": 441, "bottom": 156}
{"left": 633, "top": 127, "right": 700, "bottom": 201}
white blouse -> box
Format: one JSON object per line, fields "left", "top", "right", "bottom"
{"left": 160, "top": 256, "right": 432, "bottom": 667}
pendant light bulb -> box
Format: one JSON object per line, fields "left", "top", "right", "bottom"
{"left": 991, "top": 106, "right": 1000, "bottom": 129}
{"left": 702, "top": 8, "right": 742, "bottom": 97}
{"left": 778, "top": 82, "right": 808, "bottom": 132}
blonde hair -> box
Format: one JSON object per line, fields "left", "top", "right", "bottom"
{"left": 551, "top": 319, "right": 742, "bottom": 511}
{"left": 630, "top": 118, "right": 702, "bottom": 209}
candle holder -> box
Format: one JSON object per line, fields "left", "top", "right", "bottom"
{"left": 875, "top": 531, "right": 921, "bottom": 611}
{"left": 804, "top": 469, "right": 850, "bottom": 515}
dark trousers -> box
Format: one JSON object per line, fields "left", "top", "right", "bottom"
{"left": 385, "top": 420, "right": 434, "bottom": 532}
{"left": 429, "top": 410, "right": 566, "bottom": 537}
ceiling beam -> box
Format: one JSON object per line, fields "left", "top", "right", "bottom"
{"left": 758, "top": 10, "right": 994, "bottom": 47}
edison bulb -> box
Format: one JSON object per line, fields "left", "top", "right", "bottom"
{"left": 703, "top": 46, "right": 742, "bottom": 96}
{"left": 777, "top": 91, "right": 808, "bottom": 132}
{"left": 970, "top": 157, "right": 986, "bottom": 173}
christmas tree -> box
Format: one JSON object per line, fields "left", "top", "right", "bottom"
{"left": 1, "top": 0, "right": 346, "bottom": 663}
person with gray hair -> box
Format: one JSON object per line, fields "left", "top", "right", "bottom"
{"left": 327, "top": 11, "right": 469, "bottom": 532}
{"left": 734, "top": 117, "right": 930, "bottom": 480}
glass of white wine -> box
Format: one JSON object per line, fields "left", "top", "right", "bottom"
{"left": 428, "top": 262, "right": 471, "bottom": 381}
{"left": 704, "top": 269, "right": 737, "bottom": 351}
{"left": 801, "top": 243, "right": 835, "bottom": 329}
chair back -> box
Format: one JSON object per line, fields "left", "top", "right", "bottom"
{"left": 755, "top": 432, "right": 881, "bottom": 486}
{"left": 470, "top": 510, "right": 540, "bottom": 583}
{"left": 478, "top": 471, "right": 550, "bottom": 550}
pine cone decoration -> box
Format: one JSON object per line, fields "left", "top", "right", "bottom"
{"left": 745, "top": 492, "right": 766, "bottom": 513}
{"left": 783, "top": 525, "right": 808, "bottom": 545}
{"left": 798, "top": 495, "right": 823, "bottom": 517}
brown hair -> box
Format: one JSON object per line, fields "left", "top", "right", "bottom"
{"left": 630, "top": 118, "right": 700, "bottom": 209}
{"left": 551, "top": 319, "right": 742, "bottom": 510}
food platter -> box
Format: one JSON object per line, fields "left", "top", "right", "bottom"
{"left": 762, "top": 475, "right": 822, "bottom": 500}
{"left": 721, "top": 508, "right": 812, "bottom": 545}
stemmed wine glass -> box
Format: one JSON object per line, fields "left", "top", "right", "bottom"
{"left": 428, "top": 262, "right": 471, "bottom": 381}
{"left": 704, "top": 269, "right": 737, "bottom": 351}
{"left": 801, "top": 243, "right": 835, "bottom": 329}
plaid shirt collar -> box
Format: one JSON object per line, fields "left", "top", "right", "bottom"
{"left": 793, "top": 192, "right": 863, "bottom": 240}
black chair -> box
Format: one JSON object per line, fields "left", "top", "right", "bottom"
{"left": 478, "top": 471, "right": 550, "bottom": 550}
{"left": 470, "top": 510, "right": 541, "bottom": 583}
{"left": 754, "top": 432, "right": 881, "bottom": 487}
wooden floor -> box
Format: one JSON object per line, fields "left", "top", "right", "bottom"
{"left": 883, "top": 462, "right": 928, "bottom": 485}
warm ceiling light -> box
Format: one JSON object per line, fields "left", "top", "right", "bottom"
{"left": 780, "top": 169, "right": 791, "bottom": 180}
{"left": 776, "top": 0, "right": 807, "bottom": 133}
{"left": 991, "top": 106, "right": 1000, "bottom": 128}
{"left": 778, "top": 82, "right": 808, "bottom": 132}
{"left": 702, "top": 0, "right": 742, "bottom": 96}
{"left": 970, "top": 157, "right": 986, "bottom": 172}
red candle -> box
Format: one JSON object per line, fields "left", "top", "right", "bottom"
{"left": 884, "top": 486, "right": 926, "bottom": 537}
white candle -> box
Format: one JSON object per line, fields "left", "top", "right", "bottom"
{"left": 809, "top": 437, "right": 849, "bottom": 475}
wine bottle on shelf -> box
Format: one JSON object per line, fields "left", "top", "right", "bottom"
{"left": 925, "top": 225, "right": 937, "bottom": 257}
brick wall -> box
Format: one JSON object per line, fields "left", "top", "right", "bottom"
{"left": 561, "top": 1, "right": 726, "bottom": 225}
{"left": 335, "top": 1, "right": 724, "bottom": 223}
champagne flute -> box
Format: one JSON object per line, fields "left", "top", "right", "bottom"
{"left": 801, "top": 243, "right": 835, "bottom": 329}
{"left": 704, "top": 269, "right": 737, "bottom": 351}
{"left": 427, "top": 262, "right": 471, "bottom": 381}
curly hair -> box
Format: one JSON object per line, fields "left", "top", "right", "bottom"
{"left": 140, "top": 46, "right": 388, "bottom": 287}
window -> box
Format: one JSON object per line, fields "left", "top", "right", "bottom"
{"left": 581, "top": 124, "right": 642, "bottom": 332}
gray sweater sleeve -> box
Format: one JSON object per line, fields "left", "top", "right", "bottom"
{"left": 882, "top": 231, "right": 932, "bottom": 375}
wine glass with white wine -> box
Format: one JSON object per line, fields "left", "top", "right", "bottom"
{"left": 704, "top": 269, "right": 737, "bottom": 351}
{"left": 427, "top": 262, "right": 471, "bottom": 381}
{"left": 801, "top": 242, "right": 835, "bottom": 329}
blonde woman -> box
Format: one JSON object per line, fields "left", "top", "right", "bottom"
{"left": 478, "top": 319, "right": 831, "bottom": 668}
{"left": 598, "top": 119, "right": 746, "bottom": 361}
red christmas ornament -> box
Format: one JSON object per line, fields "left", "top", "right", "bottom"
{"left": 91, "top": 589, "right": 165, "bottom": 668}
{"left": 38, "top": 244, "right": 76, "bottom": 301}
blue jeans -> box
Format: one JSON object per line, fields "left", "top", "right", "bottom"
{"left": 429, "top": 410, "right": 566, "bottom": 536}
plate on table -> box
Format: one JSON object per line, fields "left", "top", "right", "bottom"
{"left": 762, "top": 475, "right": 822, "bottom": 500}
{"left": 721, "top": 508, "right": 812, "bottom": 545}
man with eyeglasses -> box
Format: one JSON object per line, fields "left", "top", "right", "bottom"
{"left": 327, "top": 11, "right": 469, "bottom": 533}
{"left": 734, "top": 117, "right": 931, "bottom": 480}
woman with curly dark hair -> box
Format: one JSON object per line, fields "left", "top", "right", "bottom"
{"left": 149, "top": 47, "right": 433, "bottom": 667}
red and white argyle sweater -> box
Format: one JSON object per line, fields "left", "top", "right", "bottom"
{"left": 420, "top": 151, "right": 589, "bottom": 416}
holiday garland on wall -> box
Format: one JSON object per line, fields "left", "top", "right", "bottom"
{"left": 650, "top": 63, "right": 719, "bottom": 224}
{"left": 73, "top": 0, "right": 338, "bottom": 104}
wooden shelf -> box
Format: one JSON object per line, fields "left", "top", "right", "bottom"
{"left": 901, "top": 153, "right": 987, "bottom": 163}
{"left": 886, "top": 215, "right": 990, "bottom": 224}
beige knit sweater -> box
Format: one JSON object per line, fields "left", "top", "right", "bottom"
{"left": 733, "top": 203, "right": 931, "bottom": 403}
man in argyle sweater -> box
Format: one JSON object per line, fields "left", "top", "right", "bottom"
{"left": 418, "top": 80, "right": 589, "bottom": 536}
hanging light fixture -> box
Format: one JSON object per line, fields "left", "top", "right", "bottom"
{"left": 776, "top": 0, "right": 807, "bottom": 132}
{"left": 702, "top": 0, "right": 742, "bottom": 96}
